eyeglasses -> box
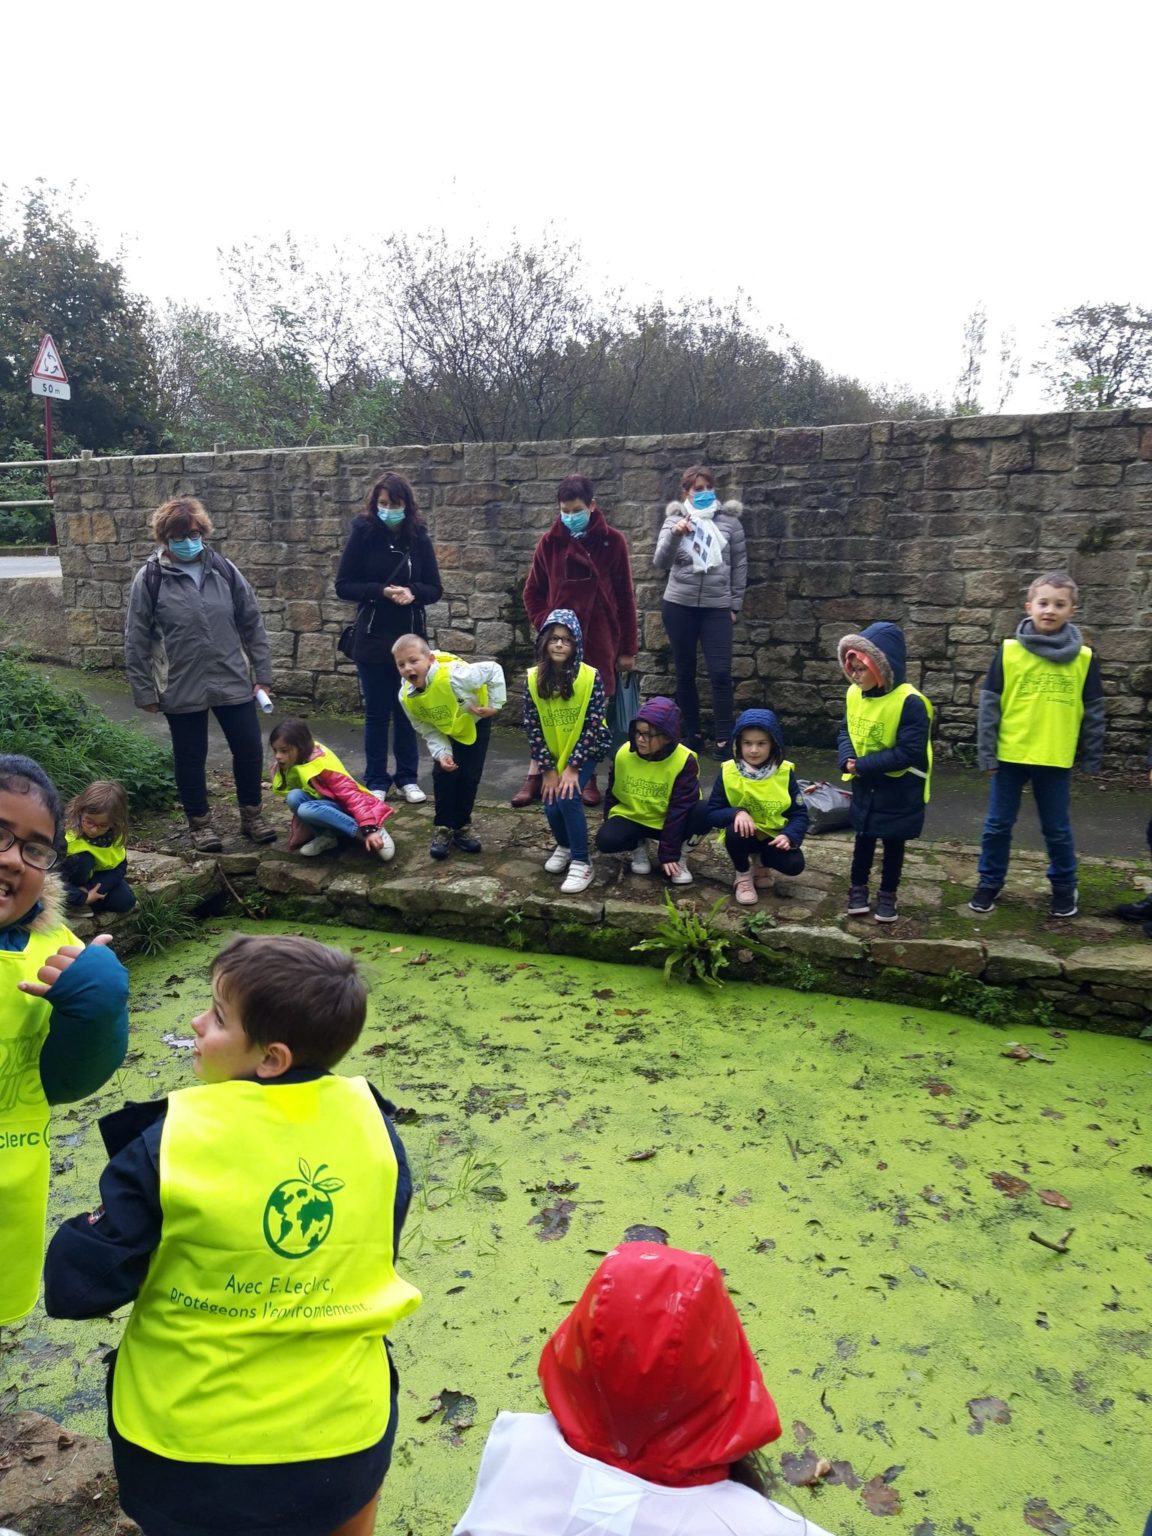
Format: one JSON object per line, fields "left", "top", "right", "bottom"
{"left": 0, "top": 826, "right": 59, "bottom": 871}
{"left": 633, "top": 728, "right": 664, "bottom": 742}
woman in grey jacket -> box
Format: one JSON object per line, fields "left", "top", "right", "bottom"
{"left": 123, "top": 497, "right": 276, "bottom": 852}
{"left": 653, "top": 465, "right": 748, "bottom": 756}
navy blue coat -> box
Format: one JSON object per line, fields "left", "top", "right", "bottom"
{"left": 837, "top": 623, "right": 931, "bottom": 841}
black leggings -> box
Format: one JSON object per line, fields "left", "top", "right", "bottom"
{"left": 723, "top": 832, "right": 806, "bottom": 877}
{"left": 431, "top": 719, "right": 491, "bottom": 830}
{"left": 660, "top": 600, "right": 734, "bottom": 746}
{"left": 850, "top": 835, "right": 906, "bottom": 892}
{"left": 595, "top": 814, "right": 662, "bottom": 856}
{"left": 165, "top": 702, "right": 264, "bottom": 818}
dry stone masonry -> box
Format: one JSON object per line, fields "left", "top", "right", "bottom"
{"left": 53, "top": 409, "right": 1152, "bottom": 763}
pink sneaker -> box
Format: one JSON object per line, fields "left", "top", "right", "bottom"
{"left": 733, "top": 870, "right": 758, "bottom": 906}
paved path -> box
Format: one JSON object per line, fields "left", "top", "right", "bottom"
{"left": 0, "top": 555, "right": 61, "bottom": 577}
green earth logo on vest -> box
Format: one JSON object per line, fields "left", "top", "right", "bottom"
{"left": 262, "top": 1158, "right": 345, "bottom": 1259}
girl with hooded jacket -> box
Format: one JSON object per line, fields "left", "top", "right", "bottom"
{"left": 453, "top": 1240, "right": 835, "bottom": 1536}
{"left": 697, "top": 708, "right": 809, "bottom": 906}
{"left": 837, "top": 622, "right": 933, "bottom": 925}
{"left": 596, "top": 697, "right": 700, "bottom": 885}
{"left": 654, "top": 465, "right": 748, "bottom": 758}
{"left": 523, "top": 609, "right": 612, "bottom": 896}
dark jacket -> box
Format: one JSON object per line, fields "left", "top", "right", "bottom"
{"left": 604, "top": 696, "right": 700, "bottom": 863}
{"left": 61, "top": 829, "right": 130, "bottom": 909}
{"left": 836, "top": 623, "right": 931, "bottom": 841}
{"left": 523, "top": 508, "right": 638, "bottom": 698}
{"left": 976, "top": 618, "right": 1105, "bottom": 772}
{"left": 701, "top": 708, "right": 809, "bottom": 846}
{"left": 523, "top": 608, "right": 613, "bottom": 773}
{"left": 335, "top": 517, "right": 444, "bottom": 665}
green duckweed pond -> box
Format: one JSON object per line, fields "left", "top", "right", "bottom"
{"left": 8, "top": 921, "right": 1151, "bottom": 1535}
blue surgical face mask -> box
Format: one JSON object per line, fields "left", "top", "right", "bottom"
{"left": 168, "top": 536, "right": 204, "bottom": 561}
{"left": 691, "top": 490, "right": 717, "bottom": 512}
{"left": 561, "top": 510, "right": 590, "bottom": 535}
{"left": 377, "top": 507, "right": 406, "bottom": 528}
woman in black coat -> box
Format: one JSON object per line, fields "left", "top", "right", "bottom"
{"left": 335, "top": 472, "right": 444, "bottom": 803}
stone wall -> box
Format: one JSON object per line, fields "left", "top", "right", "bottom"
{"left": 53, "top": 409, "right": 1152, "bottom": 762}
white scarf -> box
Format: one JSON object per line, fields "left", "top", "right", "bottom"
{"left": 683, "top": 499, "right": 727, "bottom": 573}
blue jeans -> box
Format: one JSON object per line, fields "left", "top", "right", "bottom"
{"left": 286, "top": 788, "right": 359, "bottom": 841}
{"left": 978, "top": 762, "right": 1076, "bottom": 887}
{"left": 357, "top": 657, "right": 419, "bottom": 791}
{"left": 543, "top": 760, "right": 597, "bottom": 862}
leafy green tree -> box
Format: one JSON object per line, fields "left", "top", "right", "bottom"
{"left": 0, "top": 182, "right": 163, "bottom": 455}
{"left": 1039, "top": 302, "right": 1152, "bottom": 408}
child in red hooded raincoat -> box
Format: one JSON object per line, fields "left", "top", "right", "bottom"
{"left": 452, "top": 1241, "right": 836, "bottom": 1536}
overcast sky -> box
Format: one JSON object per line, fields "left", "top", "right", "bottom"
{"left": 7, "top": 0, "right": 1150, "bottom": 413}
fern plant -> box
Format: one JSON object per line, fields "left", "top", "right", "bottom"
{"left": 131, "top": 888, "right": 199, "bottom": 956}
{"left": 631, "top": 891, "right": 734, "bottom": 988}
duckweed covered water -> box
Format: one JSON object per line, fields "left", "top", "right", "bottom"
{"left": 10, "top": 921, "right": 1151, "bottom": 1535}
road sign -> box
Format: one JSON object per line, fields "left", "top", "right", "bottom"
{"left": 30, "top": 334, "right": 71, "bottom": 400}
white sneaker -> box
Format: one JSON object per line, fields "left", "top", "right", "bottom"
{"left": 630, "top": 843, "right": 652, "bottom": 875}
{"left": 561, "top": 860, "right": 594, "bottom": 894}
{"left": 544, "top": 845, "right": 572, "bottom": 874}
{"left": 375, "top": 827, "right": 396, "bottom": 862}
{"left": 669, "top": 860, "right": 693, "bottom": 886}
{"left": 398, "top": 783, "right": 427, "bottom": 804}
{"left": 300, "top": 833, "right": 340, "bottom": 858}
{"left": 369, "top": 789, "right": 389, "bottom": 802}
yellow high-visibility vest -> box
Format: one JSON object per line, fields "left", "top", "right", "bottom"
{"left": 720, "top": 759, "right": 795, "bottom": 838}
{"left": 843, "top": 682, "right": 934, "bottom": 803}
{"left": 608, "top": 742, "right": 696, "bottom": 831}
{"left": 112, "top": 1075, "right": 422, "bottom": 1463}
{"left": 527, "top": 663, "right": 596, "bottom": 772}
{"left": 271, "top": 745, "right": 368, "bottom": 799}
{"left": 64, "top": 831, "right": 127, "bottom": 871}
{"left": 996, "top": 640, "right": 1091, "bottom": 769}
{"left": 403, "top": 655, "right": 488, "bottom": 746}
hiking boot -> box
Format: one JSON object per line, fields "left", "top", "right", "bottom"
{"left": 300, "top": 832, "right": 340, "bottom": 858}
{"left": 874, "top": 889, "right": 899, "bottom": 923}
{"left": 239, "top": 804, "right": 277, "bottom": 844}
{"left": 452, "top": 826, "right": 483, "bottom": 854}
{"left": 630, "top": 842, "right": 652, "bottom": 875}
{"left": 1113, "top": 892, "right": 1152, "bottom": 922}
{"left": 430, "top": 826, "right": 453, "bottom": 860}
{"left": 187, "top": 813, "right": 223, "bottom": 853}
{"left": 510, "top": 772, "right": 542, "bottom": 808}
{"left": 580, "top": 774, "right": 602, "bottom": 808}
{"left": 544, "top": 845, "right": 572, "bottom": 874}
{"left": 733, "top": 870, "right": 758, "bottom": 906}
{"left": 1050, "top": 884, "right": 1079, "bottom": 918}
{"left": 846, "top": 884, "right": 870, "bottom": 916}
{"left": 968, "top": 884, "right": 1001, "bottom": 914}
{"left": 560, "top": 860, "right": 595, "bottom": 895}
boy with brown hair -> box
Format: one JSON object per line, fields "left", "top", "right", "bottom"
{"left": 45, "top": 934, "right": 421, "bottom": 1536}
{"left": 970, "top": 571, "right": 1105, "bottom": 919}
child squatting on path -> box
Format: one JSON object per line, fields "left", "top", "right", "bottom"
{"left": 838, "top": 622, "right": 933, "bottom": 924}
{"left": 694, "top": 708, "right": 809, "bottom": 906}
{"left": 524, "top": 607, "right": 612, "bottom": 896}
{"left": 453, "top": 1239, "right": 836, "bottom": 1536}
{"left": 0, "top": 754, "right": 129, "bottom": 1330}
{"left": 970, "top": 571, "right": 1105, "bottom": 919}
{"left": 394, "top": 634, "right": 507, "bottom": 862}
{"left": 44, "top": 933, "right": 422, "bottom": 1536}
{"left": 269, "top": 716, "right": 396, "bottom": 862}
{"left": 61, "top": 779, "right": 137, "bottom": 916}
{"left": 595, "top": 697, "right": 701, "bottom": 885}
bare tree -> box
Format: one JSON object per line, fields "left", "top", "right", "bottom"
{"left": 952, "top": 303, "right": 987, "bottom": 415}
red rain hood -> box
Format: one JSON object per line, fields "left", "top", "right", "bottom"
{"left": 538, "top": 1242, "right": 781, "bottom": 1487}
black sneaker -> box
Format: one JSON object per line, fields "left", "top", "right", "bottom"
{"left": 430, "top": 826, "right": 452, "bottom": 860}
{"left": 846, "top": 884, "right": 870, "bottom": 916}
{"left": 1113, "top": 893, "right": 1152, "bottom": 922}
{"left": 874, "top": 889, "right": 899, "bottom": 923}
{"left": 452, "top": 827, "right": 483, "bottom": 854}
{"left": 968, "top": 884, "right": 1001, "bottom": 914}
{"left": 1050, "top": 885, "right": 1078, "bottom": 918}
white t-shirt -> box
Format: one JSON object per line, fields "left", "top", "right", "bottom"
{"left": 452, "top": 1412, "right": 836, "bottom": 1536}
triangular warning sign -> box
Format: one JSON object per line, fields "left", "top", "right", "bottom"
{"left": 31, "top": 334, "right": 68, "bottom": 383}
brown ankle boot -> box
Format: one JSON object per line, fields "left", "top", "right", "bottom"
{"left": 580, "top": 773, "right": 602, "bottom": 808}
{"left": 188, "top": 813, "right": 223, "bottom": 853}
{"left": 239, "top": 804, "right": 277, "bottom": 844}
{"left": 510, "top": 771, "right": 542, "bottom": 808}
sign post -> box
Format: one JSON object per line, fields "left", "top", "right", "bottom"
{"left": 29, "top": 334, "right": 69, "bottom": 533}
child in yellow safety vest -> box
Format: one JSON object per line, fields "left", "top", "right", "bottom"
{"left": 970, "top": 571, "right": 1105, "bottom": 920}
{"left": 393, "top": 633, "right": 507, "bottom": 861}
{"left": 525, "top": 608, "right": 612, "bottom": 895}
{"left": 837, "top": 622, "right": 933, "bottom": 925}
{"left": 61, "top": 780, "right": 136, "bottom": 915}
{"left": 0, "top": 753, "right": 128, "bottom": 1331}
{"left": 595, "top": 697, "right": 700, "bottom": 885}
{"left": 269, "top": 716, "right": 396, "bottom": 861}
{"left": 695, "top": 708, "right": 809, "bottom": 906}
{"left": 44, "top": 932, "right": 422, "bottom": 1536}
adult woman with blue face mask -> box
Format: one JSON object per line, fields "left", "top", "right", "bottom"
{"left": 335, "top": 472, "right": 444, "bottom": 804}
{"left": 516, "top": 475, "right": 638, "bottom": 808}
{"left": 124, "top": 497, "right": 276, "bottom": 851}
{"left": 654, "top": 465, "right": 747, "bottom": 759}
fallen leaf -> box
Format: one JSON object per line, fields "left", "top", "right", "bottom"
{"left": 780, "top": 1449, "right": 832, "bottom": 1486}
{"left": 923, "top": 1078, "right": 954, "bottom": 1096}
{"left": 624, "top": 1148, "right": 658, "bottom": 1162}
{"left": 1132, "top": 1165, "right": 1152, "bottom": 1178}
{"left": 792, "top": 1420, "right": 815, "bottom": 1445}
{"left": 416, "top": 1388, "right": 477, "bottom": 1442}
{"left": 592, "top": 987, "right": 615, "bottom": 999}
{"left": 826, "top": 1459, "right": 860, "bottom": 1488}
{"left": 622, "top": 1223, "right": 669, "bottom": 1244}
{"left": 1002, "top": 1042, "right": 1054, "bottom": 1063}
{"left": 407, "top": 949, "right": 433, "bottom": 966}
{"left": 1024, "top": 1497, "right": 1072, "bottom": 1535}
{"left": 989, "top": 1171, "right": 1032, "bottom": 1198}
{"left": 528, "top": 1198, "right": 577, "bottom": 1241}
{"left": 1040, "top": 1107, "right": 1065, "bottom": 1120}
{"left": 388, "top": 946, "right": 405, "bottom": 954}
{"left": 1038, "top": 1190, "right": 1072, "bottom": 1209}
{"left": 730, "top": 1189, "right": 753, "bottom": 1206}
{"left": 967, "top": 1395, "right": 1012, "bottom": 1429}
{"left": 861, "top": 1473, "right": 903, "bottom": 1515}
